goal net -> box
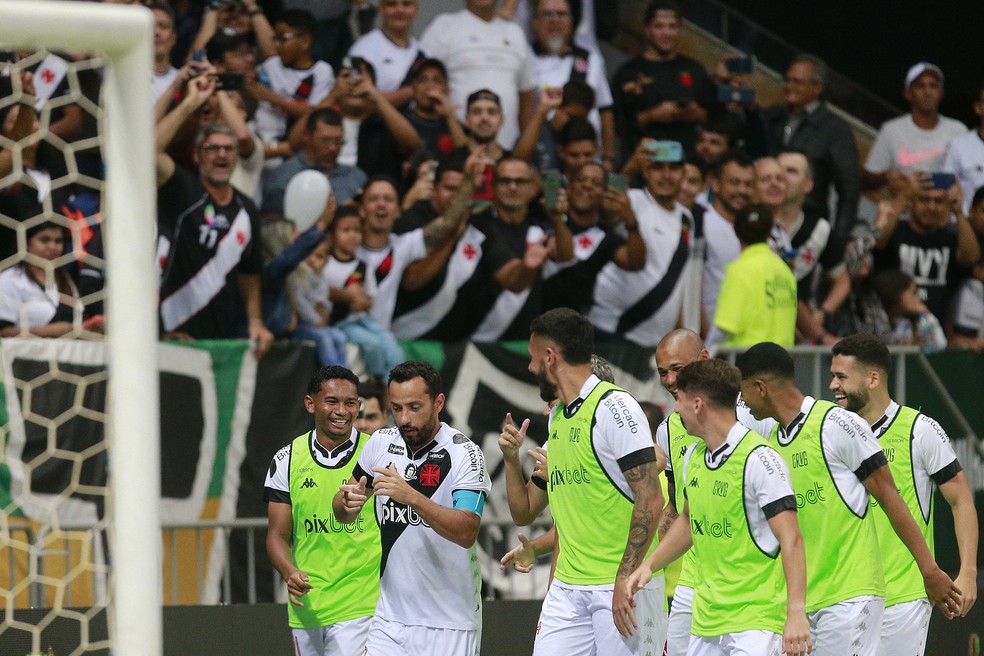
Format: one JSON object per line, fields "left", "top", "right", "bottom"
{"left": 0, "top": 3, "right": 159, "bottom": 655}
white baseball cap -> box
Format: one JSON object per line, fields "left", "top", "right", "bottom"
{"left": 905, "top": 62, "right": 943, "bottom": 89}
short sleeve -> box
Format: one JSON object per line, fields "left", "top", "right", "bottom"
{"left": 744, "top": 444, "right": 795, "bottom": 511}
{"left": 452, "top": 438, "right": 492, "bottom": 495}
{"left": 863, "top": 125, "right": 892, "bottom": 173}
{"left": 823, "top": 407, "right": 883, "bottom": 471}
{"left": 912, "top": 414, "right": 959, "bottom": 482}
{"left": 655, "top": 419, "right": 671, "bottom": 471}
{"left": 262, "top": 444, "right": 292, "bottom": 503}
{"left": 595, "top": 390, "right": 657, "bottom": 466}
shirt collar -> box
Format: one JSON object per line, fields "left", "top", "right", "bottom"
{"left": 565, "top": 374, "right": 601, "bottom": 415}
{"left": 705, "top": 422, "right": 750, "bottom": 468}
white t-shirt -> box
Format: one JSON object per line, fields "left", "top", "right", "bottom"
{"left": 587, "top": 189, "right": 691, "bottom": 347}
{"left": 865, "top": 114, "right": 967, "bottom": 174}
{"left": 356, "top": 229, "right": 428, "bottom": 330}
{"left": 254, "top": 57, "right": 335, "bottom": 143}
{"left": 530, "top": 45, "right": 612, "bottom": 138}
{"left": 942, "top": 129, "right": 984, "bottom": 213}
{"left": 420, "top": 10, "right": 537, "bottom": 149}
{"left": 348, "top": 28, "right": 422, "bottom": 94}
{"left": 952, "top": 277, "right": 984, "bottom": 338}
{"left": 152, "top": 65, "right": 179, "bottom": 104}
{"left": 869, "top": 401, "right": 959, "bottom": 522}
{"left": 701, "top": 205, "right": 741, "bottom": 327}
{"left": 353, "top": 422, "right": 491, "bottom": 630}
{"left": 682, "top": 422, "right": 795, "bottom": 555}
{"left": 0, "top": 266, "right": 80, "bottom": 329}
{"left": 738, "top": 395, "right": 884, "bottom": 517}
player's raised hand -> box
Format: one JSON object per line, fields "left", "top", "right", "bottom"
{"left": 499, "top": 532, "right": 536, "bottom": 573}
{"left": 338, "top": 476, "right": 369, "bottom": 513}
{"left": 498, "top": 413, "right": 529, "bottom": 460}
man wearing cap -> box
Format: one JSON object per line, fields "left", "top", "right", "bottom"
{"left": 588, "top": 140, "right": 693, "bottom": 347}
{"left": 421, "top": 0, "right": 537, "bottom": 149}
{"left": 862, "top": 62, "right": 966, "bottom": 202}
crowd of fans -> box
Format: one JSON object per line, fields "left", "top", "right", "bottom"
{"left": 2, "top": 0, "right": 983, "bottom": 367}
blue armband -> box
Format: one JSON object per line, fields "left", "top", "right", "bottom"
{"left": 452, "top": 489, "right": 486, "bottom": 516}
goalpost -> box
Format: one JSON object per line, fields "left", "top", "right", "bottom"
{"left": 0, "top": 2, "right": 159, "bottom": 655}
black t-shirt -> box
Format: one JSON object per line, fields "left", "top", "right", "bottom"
{"left": 157, "top": 168, "right": 263, "bottom": 338}
{"left": 612, "top": 54, "right": 713, "bottom": 156}
{"left": 873, "top": 220, "right": 966, "bottom": 319}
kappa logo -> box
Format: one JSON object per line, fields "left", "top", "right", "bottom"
{"left": 679, "top": 445, "right": 688, "bottom": 459}
{"left": 688, "top": 477, "right": 699, "bottom": 488}
{"left": 301, "top": 477, "right": 318, "bottom": 489}
{"left": 388, "top": 444, "right": 405, "bottom": 455}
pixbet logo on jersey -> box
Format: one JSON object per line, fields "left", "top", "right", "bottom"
{"left": 380, "top": 499, "right": 431, "bottom": 528}
{"left": 548, "top": 463, "right": 591, "bottom": 492}
{"left": 691, "top": 516, "right": 734, "bottom": 538}
{"left": 304, "top": 513, "right": 366, "bottom": 535}
{"left": 795, "top": 481, "right": 827, "bottom": 508}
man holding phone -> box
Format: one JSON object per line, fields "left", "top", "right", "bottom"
{"left": 588, "top": 140, "right": 693, "bottom": 347}
{"left": 862, "top": 63, "right": 965, "bottom": 205}
{"left": 873, "top": 177, "right": 980, "bottom": 322}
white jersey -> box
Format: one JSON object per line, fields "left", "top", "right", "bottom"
{"left": 701, "top": 205, "right": 741, "bottom": 326}
{"left": 0, "top": 266, "right": 81, "bottom": 329}
{"left": 356, "top": 229, "right": 428, "bottom": 330}
{"left": 682, "top": 423, "right": 796, "bottom": 555}
{"left": 254, "top": 57, "right": 335, "bottom": 143}
{"left": 530, "top": 45, "right": 612, "bottom": 139}
{"left": 353, "top": 423, "right": 491, "bottom": 630}
{"left": 420, "top": 10, "right": 537, "bottom": 149}
{"left": 348, "top": 28, "right": 422, "bottom": 94}
{"left": 587, "top": 190, "right": 691, "bottom": 347}
{"left": 738, "top": 395, "right": 883, "bottom": 516}
{"left": 942, "top": 129, "right": 984, "bottom": 213}
{"left": 870, "top": 401, "right": 960, "bottom": 522}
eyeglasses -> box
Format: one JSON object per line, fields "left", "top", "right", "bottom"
{"left": 495, "top": 177, "right": 533, "bottom": 186}
{"left": 201, "top": 143, "right": 238, "bottom": 154}
{"left": 536, "top": 10, "right": 571, "bottom": 19}
{"left": 273, "top": 32, "right": 299, "bottom": 43}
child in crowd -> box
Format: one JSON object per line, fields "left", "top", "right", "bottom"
{"left": 289, "top": 238, "right": 349, "bottom": 367}
{"left": 321, "top": 206, "right": 405, "bottom": 379}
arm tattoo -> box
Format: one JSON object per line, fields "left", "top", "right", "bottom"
{"left": 618, "top": 460, "right": 661, "bottom": 576}
{"left": 422, "top": 178, "right": 476, "bottom": 252}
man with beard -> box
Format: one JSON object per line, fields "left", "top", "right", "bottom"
{"left": 700, "top": 151, "right": 755, "bottom": 334}
{"left": 333, "top": 361, "right": 491, "bottom": 656}
{"left": 652, "top": 329, "right": 708, "bottom": 656}
{"left": 264, "top": 366, "right": 380, "bottom": 655}
{"left": 829, "top": 333, "right": 978, "bottom": 656}
{"left": 155, "top": 80, "right": 275, "bottom": 353}
{"left": 735, "top": 342, "right": 960, "bottom": 656}
{"left": 524, "top": 308, "right": 666, "bottom": 656}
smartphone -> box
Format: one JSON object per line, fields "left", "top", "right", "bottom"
{"left": 214, "top": 72, "right": 244, "bottom": 91}
{"left": 608, "top": 172, "right": 628, "bottom": 193}
{"left": 542, "top": 169, "right": 563, "bottom": 212}
{"left": 192, "top": 49, "right": 206, "bottom": 63}
{"left": 726, "top": 55, "right": 755, "bottom": 74}
{"left": 930, "top": 172, "right": 956, "bottom": 190}
{"left": 716, "top": 84, "right": 755, "bottom": 106}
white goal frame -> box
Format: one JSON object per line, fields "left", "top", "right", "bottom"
{"left": 0, "top": 2, "right": 160, "bottom": 654}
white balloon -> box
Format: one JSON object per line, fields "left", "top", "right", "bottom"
{"left": 283, "top": 169, "right": 332, "bottom": 232}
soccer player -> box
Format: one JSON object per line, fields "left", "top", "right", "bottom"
{"left": 525, "top": 308, "right": 666, "bottom": 655}
{"left": 264, "top": 365, "right": 380, "bottom": 656}
{"left": 652, "top": 328, "right": 709, "bottom": 656}
{"left": 829, "top": 333, "right": 978, "bottom": 655}
{"left": 735, "top": 342, "right": 961, "bottom": 656}
{"left": 627, "top": 359, "right": 812, "bottom": 656}
{"left": 332, "top": 361, "right": 491, "bottom": 656}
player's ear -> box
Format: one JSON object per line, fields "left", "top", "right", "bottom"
{"left": 433, "top": 392, "right": 446, "bottom": 414}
